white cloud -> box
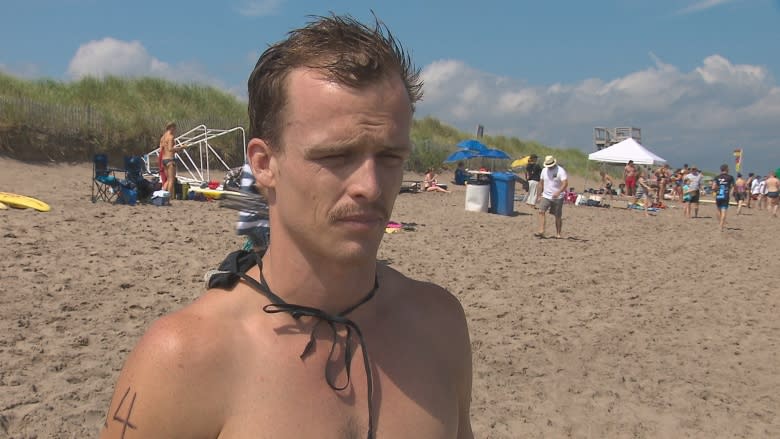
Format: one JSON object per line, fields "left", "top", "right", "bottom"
{"left": 235, "top": 0, "right": 284, "bottom": 17}
{"left": 66, "top": 37, "right": 234, "bottom": 94}
{"left": 417, "top": 54, "right": 779, "bottom": 171}
{"left": 68, "top": 38, "right": 173, "bottom": 79}
{"left": 676, "top": 0, "right": 737, "bottom": 15}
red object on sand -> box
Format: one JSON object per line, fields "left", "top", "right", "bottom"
{"left": 208, "top": 181, "right": 219, "bottom": 190}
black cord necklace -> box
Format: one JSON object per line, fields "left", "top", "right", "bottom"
{"left": 230, "top": 253, "right": 379, "bottom": 439}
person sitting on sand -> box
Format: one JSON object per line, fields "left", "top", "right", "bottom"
{"left": 424, "top": 167, "right": 450, "bottom": 193}
{"left": 453, "top": 161, "right": 469, "bottom": 185}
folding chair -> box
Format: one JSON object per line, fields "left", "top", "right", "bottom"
{"left": 91, "top": 154, "right": 121, "bottom": 203}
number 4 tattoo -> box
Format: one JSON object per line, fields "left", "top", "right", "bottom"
{"left": 104, "top": 387, "right": 138, "bottom": 438}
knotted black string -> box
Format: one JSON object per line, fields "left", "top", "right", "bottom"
{"left": 207, "top": 250, "right": 378, "bottom": 439}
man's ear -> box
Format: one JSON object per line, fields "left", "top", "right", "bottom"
{"left": 247, "top": 138, "right": 276, "bottom": 189}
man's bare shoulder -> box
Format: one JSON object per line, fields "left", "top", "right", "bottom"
{"left": 101, "top": 290, "right": 249, "bottom": 438}
{"left": 379, "top": 265, "right": 468, "bottom": 329}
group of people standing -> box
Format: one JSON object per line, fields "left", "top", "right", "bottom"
{"left": 623, "top": 160, "right": 780, "bottom": 229}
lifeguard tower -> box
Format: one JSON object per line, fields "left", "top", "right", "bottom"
{"left": 593, "top": 127, "right": 641, "bottom": 150}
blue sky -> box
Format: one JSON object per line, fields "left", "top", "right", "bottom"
{"left": 2, "top": 0, "right": 779, "bottom": 172}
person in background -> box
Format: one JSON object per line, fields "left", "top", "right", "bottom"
{"left": 745, "top": 172, "right": 756, "bottom": 208}
{"left": 756, "top": 175, "right": 768, "bottom": 210}
{"left": 734, "top": 173, "right": 748, "bottom": 215}
{"left": 684, "top": 166, "right": 703, "bottom": 218}
{"left": 524, "top": 154, "right": 542, "bottom": 206}
{"left": 765, "top": 170, "right": 780, "bottom": 217}
{"left": 599, "top": 170, "right": 614, "bottom": 205}
{"left": 624, "top": 160, "right": 637, "bottom": 197}
{"left": 158, "top": 122, "right": 189, "bottom": 199}
{"left": 424, "top": 167, "right": 450, "bottom": 193}
{"left": 453, "top": 161, "right": 469, "bottom": 185}
{"left": 235, "top": 162, "right": 270, "bottom": 252}
{"left": 535, "top": 155, "right": 568, "bottom": 238}
{"left": 101, "top": 14, "right": 473, "bottom": 439}
{"left": 653, "top": 163, "right": 671, "bottom": 206}
{"left": 633, "top": 168, "right": 653, "bottom": 217}
{"left": 712, "top": 164, "right": 735, "bottom": 231}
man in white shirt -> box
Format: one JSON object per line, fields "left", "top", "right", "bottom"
{"left": 535, "top": 155, "right": 568, "bottom": 238}
{"left": 683, "top": 166, "right": 704, "bottom": 218}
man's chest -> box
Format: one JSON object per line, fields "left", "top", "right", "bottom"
{"left": 219, "top": 328, "right": 459, "bottom": 438}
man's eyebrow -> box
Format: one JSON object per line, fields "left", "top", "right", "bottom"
{"left": 302, "top": 142, "right": 410, "bottom": 157}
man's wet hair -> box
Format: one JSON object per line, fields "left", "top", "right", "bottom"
{"left": 248, "top": 13, "right": 423, "bottom": 149}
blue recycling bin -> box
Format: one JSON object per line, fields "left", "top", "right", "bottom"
{"left": 489, "top": 172, "right": 516, "bottom": 216}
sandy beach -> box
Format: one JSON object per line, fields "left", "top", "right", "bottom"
{"left": 1, "top": 158, "right": 778, "bottom": 438}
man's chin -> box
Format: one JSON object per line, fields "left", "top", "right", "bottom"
{"left": 324, "top": 238, "right": 382, "bottom": 263}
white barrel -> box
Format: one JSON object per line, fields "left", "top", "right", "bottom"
{"left": 465, "top": 183, "right": 490, "bottom": 212}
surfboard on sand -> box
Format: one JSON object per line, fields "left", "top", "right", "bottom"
{"left": 0, "top": 192, "right": 51, "bottom": 212}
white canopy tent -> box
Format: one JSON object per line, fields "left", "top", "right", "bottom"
{"left": 588, "top": 137, "right": 666, "bottom": 165}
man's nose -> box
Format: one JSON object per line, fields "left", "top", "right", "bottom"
{"left": 348, "top": 157, "right": 382, "bottom": 201}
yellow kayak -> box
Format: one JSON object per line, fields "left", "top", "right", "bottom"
{"left": 0, "top": 192, "right": 51, "bottom": 212}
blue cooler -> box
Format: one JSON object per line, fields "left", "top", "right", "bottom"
{"left": 489, "top": 172, "right": 516, "bottom": 216}
{"left": 119, "top": 185, "right": 137, "bottom": 206}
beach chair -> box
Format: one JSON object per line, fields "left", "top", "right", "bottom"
{"left": 91, "top": 154, "right": 121, "bottom": 203}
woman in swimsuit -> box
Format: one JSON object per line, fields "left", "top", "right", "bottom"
{"left": 424, "top": 168, "right": 449, "bottom": 193}
{"left": 159, "top": 122, "right": 189, "bottom": 197}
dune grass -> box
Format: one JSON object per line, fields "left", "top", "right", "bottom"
{"left": 0, "top": 72, "right": 593, "bottom": 175}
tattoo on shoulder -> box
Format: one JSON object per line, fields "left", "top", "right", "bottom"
{"left": 104, "top": 387, "right": 138, "bottom": 437}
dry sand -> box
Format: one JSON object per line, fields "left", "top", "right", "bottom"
{"left": 1, "top": 158, "right": 778, "bottom": 438}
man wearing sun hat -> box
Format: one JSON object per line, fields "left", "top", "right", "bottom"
{"left": 535, "top": 155, "right": 568, "bottom": 238}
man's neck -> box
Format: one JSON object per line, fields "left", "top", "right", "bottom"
{"left": 258, "top": 244, "right": 378, "bottom": 315}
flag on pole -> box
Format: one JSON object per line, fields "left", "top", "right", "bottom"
{"left": 733, "top": 148, "right": 743, "bottom": 172}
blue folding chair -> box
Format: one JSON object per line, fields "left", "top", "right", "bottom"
{"left": 91, "top": 154, "right": 121, "bottom": 203}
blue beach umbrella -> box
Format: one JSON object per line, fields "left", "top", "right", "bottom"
{"left": 444, "top": 149, "right": 478, "bottom": 163}
{"left": 457, "top": 139, "right": 490, "bottom": 153}
{"left": 479, "top": 149, "right": 511, "bottom": 159}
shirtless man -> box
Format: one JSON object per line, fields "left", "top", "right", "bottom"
{"left": 765, "top": 171, "right": 780, "bottom": 217}
{"left": 624, "top": 160, "right": 637, "bottom": 196}
{"left": 101, "top": 15, "right": 473, "bottom": 439}
{"left": 734, "top": 173, "right": 748, "bottom": 215}
{"left": 159, "top": 122, "right": 188, "bottom": 196}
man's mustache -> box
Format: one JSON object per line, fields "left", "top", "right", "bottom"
{"left": 328, "top": 204, "right": 389, "bottom": 222}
